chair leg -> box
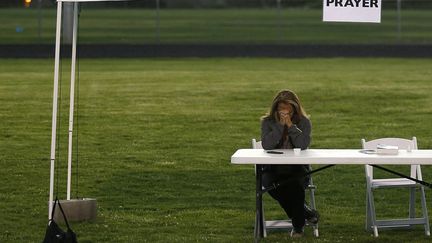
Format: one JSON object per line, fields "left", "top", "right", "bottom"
{"left": 261, "top": 201, "right": 267, "bottom": 238}
{"left": 409, "top": 187, "right": 416, "bottom": 220}
{"left": 373, "top": 226, "right": 379, "bottom": 237}
{"left": 254, "top": 210, "right": 258, "bottom": 238}
{"left": 309, "top": 188, "right": 316, "bottom": 210}
{"left": 313, "top": 226, "right": 319, "bottom": 237}
{"left": 368, "top": 189, "right": 379, "bottom": 237}
{"left": 366, "top": 193, "right": 372, "bottom": 231}
{"left": 308, "top": 187, "right": 319, "bottom": 237}
{"left": 420, "top": 186, "right": 431, "bottom": 236}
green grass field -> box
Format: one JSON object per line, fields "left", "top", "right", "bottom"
{"left": 1, "top": 57, "right": 432, "bottom": 242}
{"left": 1, "top": 8, "right": 432, "bottom": 44}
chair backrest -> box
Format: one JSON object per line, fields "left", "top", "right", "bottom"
{"left": 361, "top": 137, "right": 421, "bottom": 179}
{"left": 252, "top": 138, "right": 263, "bottom": 149}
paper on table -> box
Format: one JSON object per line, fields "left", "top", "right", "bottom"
{"left": 376, "top": 144, "right": 399, "bottom": 155}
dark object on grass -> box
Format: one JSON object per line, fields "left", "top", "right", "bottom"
{"left": 43, "top": 197, "right": 78, "bottom": 243}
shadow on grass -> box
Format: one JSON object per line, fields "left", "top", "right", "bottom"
{"left": 79, "top": 168, "right": 258, "bottom": 242}
{"left": 95, "top": 168, "right": 254, "bottom": 211}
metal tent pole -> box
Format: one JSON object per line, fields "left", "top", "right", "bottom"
{"left": 49, "top": 0, "right": 128, "bottom": 222}
{"left": 49, "top": 0, "right": 63, "bottom": 219}
{"left": 67, "top": 1, "right": 79, "bottom": 201}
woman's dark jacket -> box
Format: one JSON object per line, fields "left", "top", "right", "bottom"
{"left": 260, "top": 116, "right": 312, "bottom": 185}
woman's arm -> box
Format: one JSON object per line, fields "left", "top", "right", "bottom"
{"left": 261, "top": 118, "right": 284, "bottom": 150}
{"left": 287, "top": 117, "right": 311, "bottom": 150}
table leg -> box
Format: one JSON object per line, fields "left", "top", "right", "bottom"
{"left": 254, "top": 164, "right": 264, "bottom": 241}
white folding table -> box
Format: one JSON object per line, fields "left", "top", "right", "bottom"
{"left": 231, "top": 148, "right": 432, "bottom": 241}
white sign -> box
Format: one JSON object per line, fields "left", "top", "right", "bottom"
{"left": 323, "top": 0, "right": 382, "bottom": 23}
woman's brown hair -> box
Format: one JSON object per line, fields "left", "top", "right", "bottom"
{"left": 262, "top": 89, "right": 309, "bottom": 124}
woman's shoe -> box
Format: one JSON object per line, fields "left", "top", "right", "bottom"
{"left": 306, "top": 215, "right": 319, "bottom": 225}
{"left": 290, "top": 228, "right": 304, "bottom": 238}
{"left": 304, "top": 204, "right": 320, "bottom": 225}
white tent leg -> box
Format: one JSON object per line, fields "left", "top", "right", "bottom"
{"left": 67, "top": 2, "right": 79, "bottom": 201}
{"left": 49, "top": 1, "right": 63, "bottom": 219}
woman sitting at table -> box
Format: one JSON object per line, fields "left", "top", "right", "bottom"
{"left": 261, "top": 89, "right": 319, "bottom": 238}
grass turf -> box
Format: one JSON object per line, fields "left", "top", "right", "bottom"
{"left": 0, "top": 8, "right": 431, "bottom": 44}
{"left": 1, "top": 57, "right": 432, "bottom": 242}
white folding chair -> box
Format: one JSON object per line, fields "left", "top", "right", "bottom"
{"left": 252, "top": 138, "right": 319, "bottom": 237}
{"left": 362, "top": 137, "right": 430, "bottom": 237}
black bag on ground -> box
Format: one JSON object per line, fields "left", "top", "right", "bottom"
{"left": 43, "top": 198, "right": 77, "bottom": 243}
